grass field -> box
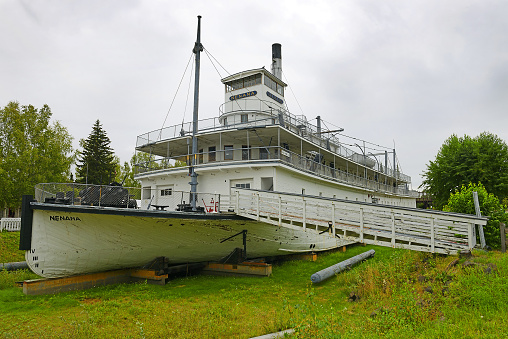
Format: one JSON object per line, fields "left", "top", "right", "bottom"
{"left": 1, "top": 231, "right": 507, "bottom": 338}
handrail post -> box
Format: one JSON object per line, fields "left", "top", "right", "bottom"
{"left": 256, "top": 192, "right": 260, "bottom": 221}
{"left": 468, "top": 223, "right": 475, "bottom": 250}
{"left": 278, "top": 195, "right": 282, "bottom": 226}
{"left": 391, "top": 211, "right": 395, "bottom": 247}
{"left": 303, "top": 197, "right": 306, "bottom": 231}
{"left": 332, "top": 203, "right": 336, "bottom": 237}
{"left": 430, "top": 217, "right": 435, "bottom": 252}
{"left": 235, "top": 190, "right": 239, "bottom": 213}
{"left": 359, "top": 207, "right": 364, "bottom": 243}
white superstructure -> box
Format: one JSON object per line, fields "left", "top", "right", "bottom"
{"left": 134, "top": 44, "right": 418, "bottom": 210}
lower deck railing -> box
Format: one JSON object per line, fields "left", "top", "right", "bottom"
{"left": 233, "top": 188, "right": 488, "bottom": 254}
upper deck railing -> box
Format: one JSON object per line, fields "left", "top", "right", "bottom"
{"left": 134, "top": 146, "right": 419, "bottom": 198}
{"left": 136, "top": 100, "right": 411, "bottom": 183}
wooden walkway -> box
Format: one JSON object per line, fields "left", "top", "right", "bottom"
{"left": 234, "top": 189, "right": 488, "bottom": 254}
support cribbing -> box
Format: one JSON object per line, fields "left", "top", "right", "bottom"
{"left": 189, "top": 15, "right": 203, "bottom": 211}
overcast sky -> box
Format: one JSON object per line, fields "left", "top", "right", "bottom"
{"left": 1, "top": 0, "right": 507, "bottom": 189}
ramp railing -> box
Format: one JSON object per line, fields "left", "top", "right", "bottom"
{"left": 233, "top": 189, "right": 488, "bottom": 254}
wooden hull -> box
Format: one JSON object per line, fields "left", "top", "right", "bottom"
{"left": 25, "top": 203, "right": 353, "bottom": 278}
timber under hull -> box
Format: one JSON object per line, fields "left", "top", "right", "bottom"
{"left": 24, "top": 203, "right": 353, "bottom": 278}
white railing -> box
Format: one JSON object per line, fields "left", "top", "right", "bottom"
{"left": 135, "top": 146, "right": 419, "bottom": 198}
{"left": 1, "top": 218, "right": 21, "bottom": 232}
{"left": 34, "top": 183, "right": 221, "bottom": 213}
{"left": 136, "top": 102, "right": 412, "bottom": 184}
{"left": 233, "top": 189, "right": 488, "bottom": 254}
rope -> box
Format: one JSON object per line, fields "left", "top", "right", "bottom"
{"left": 281, "top": 70, "right": 305, "bottom": 116}
{"left": 181, "top": 56, "right": 195, "bottom": 132}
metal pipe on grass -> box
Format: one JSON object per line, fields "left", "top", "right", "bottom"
{"left": 311, "top": 249, "right": 375, "bottom": 283}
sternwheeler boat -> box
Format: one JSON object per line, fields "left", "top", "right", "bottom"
{"left": 20, "top": 16, "right": 418, "bottom": 278}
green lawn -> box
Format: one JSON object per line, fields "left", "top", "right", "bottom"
{"left": 1, "top": 232, "right": 507, "bottom": 338}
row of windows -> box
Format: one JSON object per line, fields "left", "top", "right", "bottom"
{"left": 224, "top": 73, "right": 284, "bottom": 96}
{"left": 225, "top": 74, "right": 262, "bottom": 92}
{"left": 198, "top": 146, "right": 270, "bottom": 162}
{"left": 264, "top": 76, "right": 284, "bottom": 96}
{"left": 224, "top": 114, "right": 248, "bottom": 126}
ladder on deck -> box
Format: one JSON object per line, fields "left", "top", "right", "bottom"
{"left": 233, "top": 189, "right": 488, "bottom": 254}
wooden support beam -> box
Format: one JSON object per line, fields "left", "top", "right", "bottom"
{"left": 22, "top": 268, "right": 168, "bottom": 295}
{"left": 202, "top": 262, "right": 272, "bottom": 277}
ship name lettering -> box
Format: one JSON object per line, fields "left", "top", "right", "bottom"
{"left": 229, "top": 91, "right": 257, "bottom": 101}
{"left": 49, "top": 216, "right": 82, "bottom": 221}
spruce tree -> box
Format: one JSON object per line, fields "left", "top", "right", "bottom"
{"left": 76, "top": 120, "right": 116, "bottom": 185}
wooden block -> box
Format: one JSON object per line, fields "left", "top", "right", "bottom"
{"left": 202, "top": 262, "right": 272, "bottom": 277}
{"left": 23, "top": 269, "right": 132, "bottom": 295}
{"left": 291, "top": 253, "right": 317, "bottom": 261}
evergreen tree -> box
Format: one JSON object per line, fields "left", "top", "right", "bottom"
{"left": 76, "top": 120, "right": 116, "bottom": 185}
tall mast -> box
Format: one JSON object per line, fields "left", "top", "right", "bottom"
{"left": 190, "top": 15, "right": 203, "bottom": 211}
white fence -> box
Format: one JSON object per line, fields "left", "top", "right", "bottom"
{"left": 1, "top": 218, "right": 21, "bottom": 232}
{"left": 234, "top": 189, "right": 488, "bottom": 254}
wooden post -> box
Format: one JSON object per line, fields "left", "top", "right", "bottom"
{"left": 332, "top": 203, "right": 336, "bottom": 237}
{"left": 303, "top": 197, "right": 306, "bottom": 231}
{"left": 391, "top": 211, "right": 395, "bottom": 247}
{"left": 256, "top": 192, "right": 260, "bottom": 221}
{"left": 359, "top": 207, "right": 364, "bottom": 243}
{"left": 501, "top": 223, "right": 506, "bottom": 253}
{"left": 278, "top": 195, "right": 282, "bottom": 226}
{"left": 468, "top": 223, "right": 475, "bottom": 250}
{"left": 430, "top": 217, "right": 435, "bottom": 253}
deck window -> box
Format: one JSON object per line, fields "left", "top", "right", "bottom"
{"left": 160, "top": 188, "right": 172, "bottom": 196}
{"left": 208, "top": 146, "right": 216, "bottom": 162}
{"left": 224, "top": 145, "right": 233, "bottom": 160}
{"left": 241, "top": 114, "right": 248, "bottom": 123}
{"left": 235, "top": 183, "right": 251, "bottom": 189}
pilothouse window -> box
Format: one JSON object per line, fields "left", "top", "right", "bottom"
{"left": 225, "top": 74, "right": 262, "bottom": 92}
{"left": 264, "top": 76, "right": 284, "bottom": 96}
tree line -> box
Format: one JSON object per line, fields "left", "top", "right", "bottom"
{"left": 0, "top": 101, "right": 144, "bottom": 210}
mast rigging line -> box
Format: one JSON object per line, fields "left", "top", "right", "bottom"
{"left": 203, "top": 47, "right": 229, "bottom": 79}
{"left": 281, "top": 69, "right": 305, "bottom": 117}
{"left": 181, "top": 55, "right": 195, "bottom": 128}
{"left": 158, "top": 52, "right": 195, "bottom": 141}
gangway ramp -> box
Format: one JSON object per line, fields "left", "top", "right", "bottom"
{"left": 233, "top": 189, "right": 488, "bottom": 254}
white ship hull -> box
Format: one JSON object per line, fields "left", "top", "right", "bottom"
{"left": 25, "top": 203, "right": 353, "bottom": 278}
